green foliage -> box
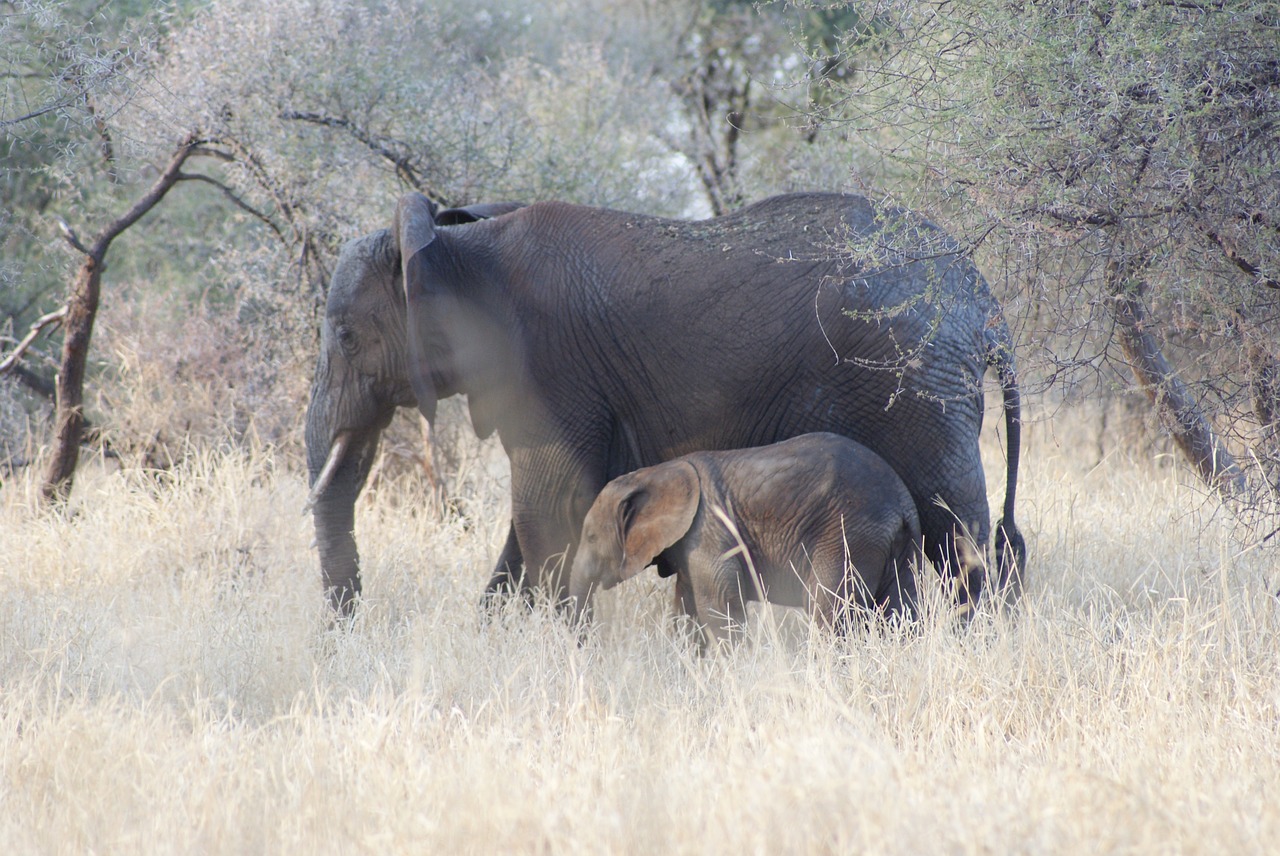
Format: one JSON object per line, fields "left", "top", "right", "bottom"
{"left": 817, "top": 0, "right": 1280, "bottom": 495}
{"left": 1, "top": 0, "right": 209, "bottom": 348}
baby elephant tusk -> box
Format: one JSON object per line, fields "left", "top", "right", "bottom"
{"left": 304, "top": 431, "right": 354, "bottom": 514}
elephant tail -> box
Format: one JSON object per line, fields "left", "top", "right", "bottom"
{"left": 988, "top": 326, "right": 1027, "bottom": 598}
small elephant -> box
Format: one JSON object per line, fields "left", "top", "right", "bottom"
{"left": 569, "top": 433, "right": 923, "bottom": 646}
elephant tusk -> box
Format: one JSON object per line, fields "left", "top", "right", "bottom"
{"left": 304, "top": 431, "right": 354, "bottom": 514}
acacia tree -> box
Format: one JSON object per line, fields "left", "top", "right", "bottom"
{"left": 1, "top": 0, "right": 157, "bottom": 403}
{"left": 43, "top": 133, "right": 201, "bottom": 501}
{"left": 2, "top": 1, "right": 363, "bottom": 498}
{"left": 1, "top": 3, "right": 212, "bottom": 499}
{"left": 814, "top": 0, "right": 1280, "bottom": 504}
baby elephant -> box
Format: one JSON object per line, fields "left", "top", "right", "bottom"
{"left": 570, "top": 432, "right": 921, "bottom": 646}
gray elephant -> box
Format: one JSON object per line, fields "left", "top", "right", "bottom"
{"left": 304, "top": 192, "right": 1024, "bottom": 616}
{"left": 569, "top": 433, "right": 923, "bottom": 646}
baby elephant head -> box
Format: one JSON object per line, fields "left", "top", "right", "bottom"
{"left": 569, "top": 460, "right": 700, "bottom": 623}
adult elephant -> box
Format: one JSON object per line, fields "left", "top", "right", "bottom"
{"left": 304, "top": 192, "right": 1025, "bottom": 616}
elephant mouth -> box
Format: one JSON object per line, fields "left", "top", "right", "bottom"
{"left": 305, "top": 429, "right": 356, "bottom": 513}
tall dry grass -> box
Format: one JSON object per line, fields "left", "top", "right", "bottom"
{"left": 2, "top": 404, "right": 1278, "bottom": 854}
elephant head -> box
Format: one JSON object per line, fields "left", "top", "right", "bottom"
{"left": 569, "top": 460, "right": 700, "bottom": 623}
{"left": 304, "top": 195, "right": 523, "bottom": 614}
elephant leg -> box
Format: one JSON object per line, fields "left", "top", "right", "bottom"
{"left": 672, "top": 572, "right": 699, "bottom": 619}
{"left": 481, "top": 524, "right": 526, "bottom": 610}
{"left": 692, "top": 563, "right": 748, "bottom": 651}
{"left": 668, "top": 571, "right": 703, "bottom": 645}
{"left": 800, "top": 545, "right": 849, "bottom": 633}
{"left": 508, "top": 453, "right": 607, "bottom": 609}
{"left": 806, "top": 541, "right": 903, "bottom": 635}
{"left": 511, "top": 519, "right": 574, "bottom": 607}
{"left": 877, "top": 551, "right": 920, "bottom": 623}
{"left": 905, "top": 437, "right": 992, "bottom": 611}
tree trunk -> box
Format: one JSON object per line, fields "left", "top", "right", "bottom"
{"left": 1106, "top": 263, "right": 1246, "bottom": 497}
{"left": 41, "top": 261, "right": 102, "bottom": 502}
{"left": 41, "top": 134, "right": 199, "bottom": 504}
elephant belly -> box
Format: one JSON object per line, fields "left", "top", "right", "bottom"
{"left": 750, "top": 560, "right": 819, "bottom": 611}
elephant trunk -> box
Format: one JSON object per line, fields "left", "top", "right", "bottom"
{"left": 306, "top": 386, "right": 379, "bottom": 615}
{"left": 313, "top": 482, "right": 362, "bottom": 614}
{"left": 568, "top": 564, "right": 598, "bottom": 627}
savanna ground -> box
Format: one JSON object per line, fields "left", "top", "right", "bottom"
{"left": 2, "top": 388, "right": 1278, "bottom": 855}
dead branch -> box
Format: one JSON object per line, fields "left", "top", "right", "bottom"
{"left": 212, "top": 133, "right": 310, "bottom": 250}
{"left": 280, "top": 110, "right": 451, "bottom": 203}
{"left": 176, "top": 171, "right": 287, "bottom": 243}
{"left": 0, "top": 306, "right": 68, "bottom": 376}
{"left": 10, "top": 364, "right": 56, "bottom": 401}
{"left": 1199, "top": 223, "right": 1280, "bottom": 290}
{"left": 55, "top": 217, "right": 90, "bottom": 255}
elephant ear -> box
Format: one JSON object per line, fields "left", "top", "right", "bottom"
{"left": 617, "top": 460, "right": 700, "bottom": 581}
{"left": 395, "top": 192, "right": 443, "bottom": 423}
{"left": 435, "top": 202, "right": 525, "bottom": 225}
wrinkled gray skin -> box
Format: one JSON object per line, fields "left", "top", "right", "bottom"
{"left": 304, "top": 192, "right": 1025, "bottom": 616}
{"left": 570, "top": 433, "right": 923, "bottom": 647}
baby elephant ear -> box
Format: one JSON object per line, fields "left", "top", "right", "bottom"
{"left": 395, "top": 192, "right": 441, "bottom": 422}
{"left": 619, "top": 460, "right": 700, "bottom": 581}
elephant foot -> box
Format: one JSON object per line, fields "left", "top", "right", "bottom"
{"left": 325, "top": 576, "right": 361, "bottom": 620}
{"left": 993, "top": 517, "right": 1027, "bottom": 608}
{"left": 479, "top": 569, "right": 532, "bottom": 613}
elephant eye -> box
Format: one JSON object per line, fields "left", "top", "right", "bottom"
{"left": 335, "top": 325, "right": 357, "bottom": 353}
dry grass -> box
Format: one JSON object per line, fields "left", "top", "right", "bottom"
{"left": 2, "top": 407, "right": 1278, "bottom": 854}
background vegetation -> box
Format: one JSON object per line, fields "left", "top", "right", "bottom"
{"left": 3, "top": 1, "right": 1279, "bottom": 851}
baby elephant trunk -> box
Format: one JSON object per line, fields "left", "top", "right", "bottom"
{"left": 568, "top": 550, "right": 620, "bottom": 628}
{"left": 568, "top": 566, "right": 598, "bottom": 627}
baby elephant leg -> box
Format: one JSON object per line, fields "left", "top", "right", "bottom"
{"left": 691, "top": 561, "right": 749, "bottom": 651}
{"left": 798, "top": 541, "right": 866, "bottom": 633}
{"left": 807, "top": 538, "right": 918, "bottom": 634}
{"left": 668, "top": 572, "right": 703, "bottom": 644}
{"left": 876, "top": 553, "right": 920, "bottom": 622}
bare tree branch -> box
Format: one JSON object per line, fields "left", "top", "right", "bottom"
{"left": 280, "top": 110, "right": 451, "bottom": 204}
{"left": 55, "top": 217, "right": 90, "bottom": 255}
{"left": 0, "top": 306, "right": 68, "bottom": 376}
{"left": 0, "top": 90, "right": 91, "bottom": 127}
{"left": 176, "top": 171, "right": 287, "bottom": 243}
{"left": 1106, "top": 258, "right": 1246, "bottom": 497}
{"left": 10, "top": 364, "right": 56, "bottom": 402}
{"left": 1200, "top": 222, "right": 1280, "bottom": 290}
{"left": 211, "top": 133, "right": 311, "bottom": 250}
{"left": 83, "top": 91, "right": 117, "bottom": 182}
